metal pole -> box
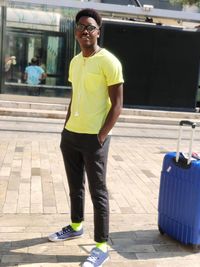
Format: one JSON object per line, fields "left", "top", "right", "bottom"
{"left": 0, "top": 0, "right": 7, "bottom": 94}
{"left": 131, "top": 0, "right": 142, "bottom": 8}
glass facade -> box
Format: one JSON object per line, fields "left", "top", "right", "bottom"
{"left": 1, "top": 2, "right": 79, "bottom": 97}
{"left": 1, "top": 0, "right": 199, "bottom": 102}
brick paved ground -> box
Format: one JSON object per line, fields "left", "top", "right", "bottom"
{"left": 1, "top": 123, "right": 200, "bottom": 267}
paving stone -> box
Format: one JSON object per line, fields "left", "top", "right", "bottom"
{"left": 1, "top": 115, "right": 200, "bottom": 266}
{"left": 30, "top": 204, "right": 43, "bottom": 213}
{"left": 3, "top": 203, "right": 17, "bottom": 213}
{"left": 0, "top": 166, "right": 11, "bottom": 176}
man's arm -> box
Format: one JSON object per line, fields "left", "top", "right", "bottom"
{"left": 63, "top": 100, "right": 71, "bottom": 129}
{"left": 41, "top": 72, "right": 47, "bottom": 80}
{"left": 63, "top": 88, "right": 73, "bottom": 130}
{"left": 98, "top": 83, "right": 123, "bottom": 145}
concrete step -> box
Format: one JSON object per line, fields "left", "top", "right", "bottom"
{"left": 1, "top": 95, "right": 200, "bottom": 125}
{"left": 1, "top": 98, "right": 200, "bottom": 118}
{"left": 1, "top": 106, "right": 200, "bottom": 126}
{"left": 0, "top": 99, "right": 68, "bottom": 111}
{"left": 0, "top": 106, "right": 66, "bottom": 119}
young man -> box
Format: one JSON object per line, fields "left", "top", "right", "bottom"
{"left": 48, "top": 8, "right": 124, "bottom": 267}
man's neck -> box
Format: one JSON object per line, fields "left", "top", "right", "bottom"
{"left": 82, "top": 45, "right": 100, "bottom": 57}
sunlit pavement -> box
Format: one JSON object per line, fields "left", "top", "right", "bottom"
{"left": 1, "top": 96, "right": 200, "bottom": 266}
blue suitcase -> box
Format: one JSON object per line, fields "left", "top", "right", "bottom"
{"left": 158, "top": 120, "right": 200, "bottom": 248}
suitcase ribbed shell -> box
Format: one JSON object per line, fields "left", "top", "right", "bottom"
{"left": 158, "top": 152, "right": 200, "bottom": 245}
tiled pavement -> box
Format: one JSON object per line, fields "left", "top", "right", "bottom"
{"left": 1, "top": 120, "right": 200, "bottom": 267}
{"left": 1, "top": 93, "right": 200, "bottom": 267}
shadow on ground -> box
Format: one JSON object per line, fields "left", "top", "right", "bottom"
{"left": 109, "top": 229, "right": 198, "bottom": 260}
{"left": 0, "top": 229, "right": 198, "bottom": 266}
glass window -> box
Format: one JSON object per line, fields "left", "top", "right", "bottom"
{"left": 5, "top": 31, "right": 43, "bottom": 83}
{"left": 46, "top": 35, "right": 65, "bottom": 86}
{"left": 3, "top": 4, "right": 77, "bottom": 97}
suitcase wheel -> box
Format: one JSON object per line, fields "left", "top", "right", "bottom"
{"left": 192, "top": 245, "right": 200, "bottom": 253}
{"left": 158, "top": 225, "right": 165, "bottom": 235}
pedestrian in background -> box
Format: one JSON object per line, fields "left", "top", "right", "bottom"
{"left": 24, "top": 57, "right": 46, "bottom": 95}
{"left": 48, "top": 8, "right": 124, "bottom": 267}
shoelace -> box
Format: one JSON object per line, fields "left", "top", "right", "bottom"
{"left": 63, "top": 226, "right": 71, "bottom": 233}
{"left": 58, "top": 226, "right": 72, "bottom": 236}
{"left": 87, "top": 255, "right": 98, "bottom": 263}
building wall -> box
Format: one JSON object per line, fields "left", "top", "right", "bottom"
{"left": 0, "top": 0, "right": 198, "bottom": 106}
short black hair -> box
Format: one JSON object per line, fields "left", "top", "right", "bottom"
{"left": 75, "top": 8, "right": 102, "bottom": 28}
{"left": 31, "top": 57, "right": 38, "bottom": 65}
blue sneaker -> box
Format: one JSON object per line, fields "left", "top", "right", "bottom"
{"left": 82, "top": 247, "right": 109, "bottom": 267}
{"left": 48, "top": 225, "right": 83, "bottom": 242}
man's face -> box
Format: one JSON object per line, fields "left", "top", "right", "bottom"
{"left": 75, "top": 16, "right": 100, "bottom": 49}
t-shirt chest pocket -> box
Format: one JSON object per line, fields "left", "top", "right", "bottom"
{"left": 84, "top": 72, "right": 104, "bottom": 92}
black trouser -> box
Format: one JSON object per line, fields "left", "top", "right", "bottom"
{"left": 60, "top": 129, "right": 111, "bottom": 243}
{"left": 27, "top": 85, "right": 40, "bottom": 96}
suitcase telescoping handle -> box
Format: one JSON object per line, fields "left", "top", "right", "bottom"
{"left": 176, "top": 120, "right": 196, "bottom": 165}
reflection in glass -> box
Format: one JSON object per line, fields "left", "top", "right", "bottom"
{"left": 5, "top": 33, "right": 43, "bottom": 83}
{"left": 3, "top": 5, "right": 77, "bottom": 97}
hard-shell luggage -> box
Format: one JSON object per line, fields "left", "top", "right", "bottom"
{"left": 158, "top": 120, "right": 200, "bottom": 248}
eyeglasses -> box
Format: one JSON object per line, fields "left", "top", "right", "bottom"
{"left": 76, "top": 24, "right": 99, "bottom": 33}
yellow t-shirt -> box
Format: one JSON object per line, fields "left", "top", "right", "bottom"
{"left": 65, "top": 48, "right": 124, "bottom": 134}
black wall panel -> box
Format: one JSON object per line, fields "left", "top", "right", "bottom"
{"left": 100, "top": 21, "right": 200, "bottom": 111}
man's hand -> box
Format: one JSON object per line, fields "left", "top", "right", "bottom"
{"left": 97, "top": 133, "right": 106, "bottom": 146}
{"left": 98, "top": 83, "right": 123, "bottom": 145}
